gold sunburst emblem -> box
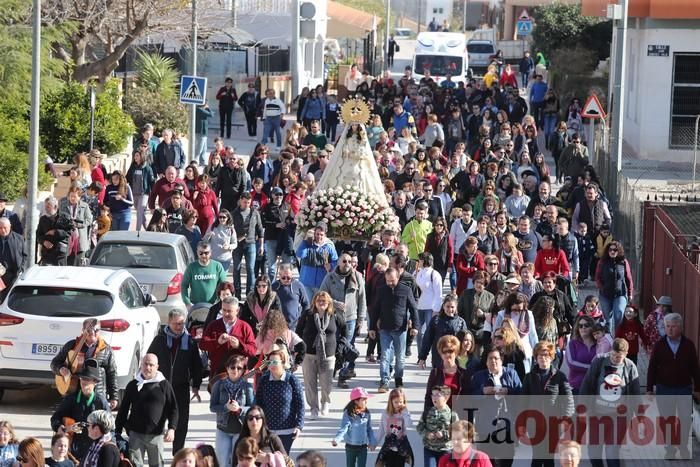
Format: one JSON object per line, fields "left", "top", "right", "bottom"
{"left": 339, "top": 97, "right": 371, "bottom": 126}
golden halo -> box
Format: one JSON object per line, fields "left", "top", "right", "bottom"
{"left": 340, "top": 97, "right": 371, "bottom": 126}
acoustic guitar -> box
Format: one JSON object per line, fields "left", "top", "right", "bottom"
{"left": 60, "top": 416, "right": 88, "bottom": 441}
{"left": 55, "top": 333, "right": 88, "bottom": 396}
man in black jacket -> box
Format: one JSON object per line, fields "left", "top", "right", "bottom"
{"left": 217, "top": 154, "right": 247, "bottom": 212}
{"left": 369, "top": 268, "right": 418, "bottom": 393}
{"left": 116, "top": 353, "right": 178, "bottom": 467}
{"left": 238, "top": 83, "right": 261, "bottom": 137}
{"left": 147, "top": 309, "right": 203, "bottom": 453}
{"left": 0, "top": 217, "right": 26, "bottom": 298}
{"left": 231, "top": 193, "right": 264, "bottom": 298}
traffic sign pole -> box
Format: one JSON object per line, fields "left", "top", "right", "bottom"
{"left": 190, "top": 0, "right": 198, "bottom": 167}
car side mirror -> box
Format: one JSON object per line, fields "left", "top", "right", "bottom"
{"left": 145, "top": 293, "right": 156, "bottom": 305}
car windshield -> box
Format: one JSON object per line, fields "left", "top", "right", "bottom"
{"left": 8, "top": 286, "right": 113, "bottom": 317}
{"left": 90, "top": 243, "right": 177, "bottom": 269}
{"left": 468, "top": 43, "right": 495, "bottom": 54}
{"left": 414, "top": 55, "right": 463, "bottom": 76}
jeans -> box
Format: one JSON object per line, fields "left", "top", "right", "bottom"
{"left": 233, "top": 242, "right": 257, "bottom": 298}
{"left": 424, "top": 448, "right": 446, "bottom": 467}
{"left": 326, "top": 122, "right": 338, "bottom": 141}
{"left": 196, "top": 134, "right": 209, "bottom": 166}
{"left": 521, "top": 72, "right": 530, "bottom": 88}
{"left": 264, "top": 239, "right": 279, "bottom": 281}
{"left": 128, "top": 431, "right": 164, "bottom": 467}
{"left": 379, "top": 330, "right": 406, "bottom": 384}
{"left": 217, "top": 258, "right": 232, "bottom": 274}
{"left": 305, "top": 286, "right": 319, "bottom": 304}
{"left": 416, "top": 308, "right": 434, "bottom": 359}
{"left": 215, "top": 430, "right": 239, "bottom": 467}
{"left": 543, "top": 114, "right": 558, "bottom": 146}
{"left": 339, "top": 318, "right": 357, "bottom": 377}
{"left": 134, "top": 194, "right": 148, "bottom": 231}
{"left": 244, "top": 112, "right": 257, "bottom": 136}
{"left": 598, "top": 295, "right": 627, "bottom": 334}
{"left": 346, "top": 444, "right": 368, "bottom": 467}
{"left": 111, "top": 209, "right": 131, "bottom": 231}
{"left": 220, "top": 108, "right": 233, "bottom": 138}
{"left": 530, "top": 101, "right": 545, "bottom": 129}
{"left": 262, "top": 116, "right": 282, "bottom": 148}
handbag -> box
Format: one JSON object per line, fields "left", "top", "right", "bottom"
{"left": 395, "top": 44, "right": 400, "bottom": 52}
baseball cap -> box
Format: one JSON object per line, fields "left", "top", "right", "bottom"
{"left": 271, "top": 187, "right": 284, "bottom": 196}
{"left": 350, "top": 387, "right": 372, "bottom": 401}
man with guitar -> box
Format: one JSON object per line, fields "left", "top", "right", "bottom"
{"left": 50, "top": 359, "right": 110, "bottom": 461}
{"left": 50, "top": 318, "right": 119, "bottom": 409}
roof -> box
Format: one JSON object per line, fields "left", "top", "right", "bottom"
{"left": 18, "top": 266, "right": 127, "bottom": 288}
{"left": 99, "top": 231, "right": 186, "bottom": 246}
{"left": 661, "top": 204, "right": 700, "bottom": 238}
{"left": 327, "top": 1, "right": 376, "bottom": 39}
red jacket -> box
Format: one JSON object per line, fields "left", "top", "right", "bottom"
{"left": 148, "top": 177, "right": 190, "bottom": 209}
{"left": 192, "top": 188, "right": 219, "bottom": 233}
{"left": 499, "top": 70, "right": 518, "bottom": 88}
{"left": 438, "top": 449, "right": 493, "bottom": 467}
{"left": 455, "top": 249, "right": 485, "bottom": 295}
{"left": 200, "top": 318, "right": 257, "bottom": 377}
{"left": 91, "top": 166, "right": 106, "bottom": 204}
{"left": 534, "top": 248, "right": 570, "bottom": 278}
{"left": 615, "top": 318, "right": 647, "bottom": 356}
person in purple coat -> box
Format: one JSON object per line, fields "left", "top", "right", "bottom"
{"left": 564, "top": 315, "right": 597, "bottom": 394}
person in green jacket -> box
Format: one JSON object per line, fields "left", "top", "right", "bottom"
{"left": 401, "top": 201, "right": 433, "bottom": 261}
{"left": 181, "top": 241, "right": 228, "bottom": 308}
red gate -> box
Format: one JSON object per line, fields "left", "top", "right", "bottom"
{"left": 641, "top": 202, "right": 700, "bottom": 359}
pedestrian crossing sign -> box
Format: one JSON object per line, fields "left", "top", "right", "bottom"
{"left": 517, "top": 19, "right": 533, "bottom": 36}
{"left": 180, "top": 75, "right": 208, "bottom": 105}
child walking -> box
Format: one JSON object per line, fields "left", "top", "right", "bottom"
{"left": 332, "top": 387, "right": 378, "bottom": 467}
{"left": 577, "top": 295, "right": 605, "bottom": 326}
{"left": 376, "top": 388, "right": 414, "bottom": 467}
{"left": 615, "top": 304, "right": 648, "bottom": 364}
{"left": 417, "top": 386, "right": 459, "bottom": 467}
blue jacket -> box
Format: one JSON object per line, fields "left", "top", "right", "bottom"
{"left": 254, "top": 371, "right": 305, "bottom": 431}
{"left": 390, "top": 109, "right": 417, "bottom": 137}
{"left": 301, "top": 97, "right": 326, "bottom": 121}
{"left": 210, "top": 378, "right": 255, "bottom": 433}
{"left": 296, "top": 239, "right": 338, "bottom": 289}
{"left": 333, "top": 410, "right": 378, "bottom": 446}
{"left": 530, "top": 81, "right": 548, "bottom": 103}
{"left": 470, "top": 367, "right": 522, "bottom": 395}
{"left": 271, "top": 278, "right": 310, "bottom": 330}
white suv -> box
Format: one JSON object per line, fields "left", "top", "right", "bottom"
{"left": 0, "top": 266, "right": 161, "bottom": 402}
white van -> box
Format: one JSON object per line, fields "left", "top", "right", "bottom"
{"left": 412, "top": 32, "right": 470, "bottom": 84}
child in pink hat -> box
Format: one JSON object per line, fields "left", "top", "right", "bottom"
{"left": 332, "top": 387, "right": 378, "bottom": 467}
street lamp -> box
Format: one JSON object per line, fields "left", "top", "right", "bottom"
{"left": 26, "top": 0, "right": 41, "bottom": 267}
{"left": 89, "top": 86, "right": 96, "bottom": 151}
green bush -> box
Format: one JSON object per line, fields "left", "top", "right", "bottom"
{"left": 0, "top": 110, "right": 54, "bottom": 200}
{"left": 123, "top": 86, "right": 189, "bottom": 137}
{"left": 41, "top": 79, "right": 135, "bottom": 163}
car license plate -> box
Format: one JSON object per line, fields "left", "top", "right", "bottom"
{"left": 140, "top": 284, "right": 151, "bottom": 294}
{"left": 32, "top": 343, "right": 61, "bottom": 355}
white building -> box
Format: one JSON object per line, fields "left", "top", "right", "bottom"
{"left": 425, "top": 0, "right": 453, "bottom": 29}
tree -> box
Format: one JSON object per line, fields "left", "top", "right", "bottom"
{"left": 532, "top": 3, "right": 611, "bottom": 61}
{"left": 41, "top": 80, "right": 135, "bottom": 162}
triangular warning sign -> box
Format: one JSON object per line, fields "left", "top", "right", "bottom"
{"left": 519, "top": 9, "right": 530, "bottom": 20}
{"left": 581, "top": 94, "right": 606, "bottom": 119}
{"left": 183, "top": 79, "right": 203, "bottom": 100}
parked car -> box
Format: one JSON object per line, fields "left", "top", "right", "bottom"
{"left": 0, "top": 266, "right": 160, "bottom": 401}
{"left": 89, "top": 231, "right": 195, "bottom": 322}
{"left": 467, "top": 39, "right": 496, "bottom": 76}
{"left": 394, "top": 28, "right": 412, "bottom": 39}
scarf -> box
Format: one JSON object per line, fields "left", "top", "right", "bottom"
{"left": 135, "top": 370, "right": 166, "bottom": 391}
{"left": 223, "top": 375, "right": 248, "bottom": 402}
{"left": 335, "top": 266, "right": 357, "bottom": 292}
{"left": 510, "top": 310, "right": 531, "bottom": 338}
{"left": 314, "top": 311, "right": 331, "bottom": 369}
{"left": 83, "top": 433, "right": 111, "bottom": 467}
{"left": 163, "top": 325, "right": 189, "bottom": 351}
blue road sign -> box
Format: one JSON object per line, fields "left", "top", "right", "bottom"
{"left": 517, "top": 19, "right": 533, "bottom": 36}
{"left": 180, "top": 75, "right": 208, "bottom": 105}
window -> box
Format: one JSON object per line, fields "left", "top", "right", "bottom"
{"left": 8, "top": 286, "right": 113, "bottom": 317}
{"left": 670, "top": 53, "right": 700, "bottom": 149}
{"left": 119, "top": 279, "right": 144, "bottom": 309}
{"left": 90, "top": 243, "right": 177, "bottom": 269}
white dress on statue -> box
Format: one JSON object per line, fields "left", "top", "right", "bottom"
{"left": 315, "top": 124, "right": 388, "bottom": 205}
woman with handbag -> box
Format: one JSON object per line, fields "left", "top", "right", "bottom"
{"left": 210, "top": 354, "right": 255, "bottom": 467}
{"left": 231, "top": 406, "right": 288, "bottom": 467}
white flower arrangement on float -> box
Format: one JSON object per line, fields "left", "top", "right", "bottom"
{"left": 297, "top": 185, "right": 400, "bottom": 240}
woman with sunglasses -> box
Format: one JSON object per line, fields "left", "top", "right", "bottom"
{"left": 13, "top": 438, "right": 45, "bottom": 467}
{"left": 175, "top": 209, "right": 202, "bottom": 254}
{"left": 231, "top": 406, "right": 286, "bottom": 467}
{"left": 239, "top": 276, "right": 282, "bottom": 337}
{"left": 192, "top": 174, "right": 220, "bottom": 234}
{"left": 595, "top": 241, "right": 633, "bottom": 335}
{"left": 422, "top": 335, "right": 471, "bottom": 411}
{"left": 205, "top": 209, "right": 238, "bottom": 274}
{"left": 81, "top": 410, "right": 119, "bottom": 467}
{"left": 254, "top": 347, "right": 304, "bottom": 453}
{"left": 564, "top": 315, "right": 597, "bottom": 394}
{"left": 210, "top": 355, "right": 255, "bottom": 467}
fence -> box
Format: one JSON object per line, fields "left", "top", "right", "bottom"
{"left": 641, "top": 202, "right": 700, "bottom": 360}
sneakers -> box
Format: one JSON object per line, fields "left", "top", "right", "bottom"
{"left": 378, "top": 382, "right": 389, "bottom": 393}
{"left": 395, "top": 377, "right": 404, "bottom": 388}
{"left": 366, "top": 355, "right": 377, "bottom": 363}
{"left": 321, "top": 403, "right": 330, "bottom": 416}
{"left": 308, "top": 409, "right": 319, "bottom": 420}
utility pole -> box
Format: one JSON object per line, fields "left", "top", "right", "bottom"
{"left": 26, "top": 0, "right": 41, "bottom": 267}
{"left": 463, "top": 0, "right": 468, "bottom": 32}
{"left": 291, "top": 0, "right": 300, "bottom": 100}
{"left": 614, "top": 0, "right": 628, "bottom": 173}
{"left": 384, "top": 0, "right": 390, "bottom": 70}
{"left": 189, "top": 0, "right": 198, "bottom": 166}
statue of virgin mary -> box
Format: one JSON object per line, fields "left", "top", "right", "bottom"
{"left": 314, "top": 98, "right": 389, "bottom": 206}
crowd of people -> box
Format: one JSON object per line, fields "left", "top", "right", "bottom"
{"left": 1, "top": 53, "right": 699, "bottom": 467}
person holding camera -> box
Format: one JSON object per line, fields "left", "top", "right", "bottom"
{"left": 58, "top": 185, "right": 93, "bottom": 265}
{"left": 50, "top": 359, "right": 110, "bottom": 461}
